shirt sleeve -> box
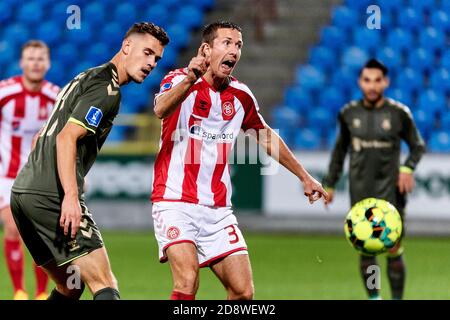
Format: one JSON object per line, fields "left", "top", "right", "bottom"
{"left": 68, "top": 81, "right": 119, "bottom": 134}
{"left": 240, "top": 90, "right": 266, "bottom": 132}
{"left": 322, "top": 110, "right": 350, "bottom": 189}
{"left": 154, "top": 69, "right": 187, "bottom": 103}
{"left": 400, "top": 107, "right": 426, "bottom": 170}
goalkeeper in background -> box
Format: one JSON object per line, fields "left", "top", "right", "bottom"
{"left": 322, "top": 59, "right": 426, "bottom": 300}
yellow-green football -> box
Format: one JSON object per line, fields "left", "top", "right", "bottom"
{"left": 344, "top": 198, "right": 403, "bottom": 255}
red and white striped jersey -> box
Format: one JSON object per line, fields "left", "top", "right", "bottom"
{"left": 152, "top": 68, "right": 266, "bottom": 207}
{"left": 0, "top": 76, "right": 59, "bottom": 178}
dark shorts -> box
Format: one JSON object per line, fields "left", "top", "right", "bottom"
{"left": 10, "top": 192, "right": 104, "bottom": 267}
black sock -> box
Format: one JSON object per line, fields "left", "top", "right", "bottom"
{"left": 387, "top": 255, "right": 406, "bottom": 300}
{"left": 93, "top": 287, "right": 120, "bottom": 300}
{"left": 360, "top": 255, "right": 380, "bottom": 299}
{"left": 47, "top": 288, "right": 75, "bottom": 300}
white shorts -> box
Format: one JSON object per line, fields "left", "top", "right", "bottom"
{"left": 152, "top": 201, "right": 248, "bottom": 268}
{"left": 0, "top": 177, "right": 14, "bottom": 210}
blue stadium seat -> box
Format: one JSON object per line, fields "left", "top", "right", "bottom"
{"left": 54, "top": 43, "right": 78, "bottom": 67}
{"left": 186, "top": 0, "right": 215, "bottom": 10}
{"left": 419, "top": 27, "right": 446, "bottom": 53}
{"left": 431, "top": 10, "right": 450, "bottom": 32}
{"left": 397, "top": 7, "right": 424, "bottom": 31}
{"left": 319, "top": 87, "right": 346, "bottom": 113}
{"left": 341, "top": 47, "right": 369, "bottom": 71}
{"left": 271, "top": 106, "right": 301, "bottom": 129}
{"left": 36, "top": 21, "right": 62, "bottom": 45}
{"left": 158, "top": 46, "right": 177, "bottom": 70}
{"left": 376, "top": 0, "right": 404, "bottom": 14}
{"left": 89, "top": 43, "right": 111, "bottom": 66}
{"left": 428, "top": 131, "right": 450, "bottom": 153}
{"left": 430, "top": 68, "right": 450, "bottom": 94}
{"left": 309, "top": 46, "right": 336, "bottom": 71}
{"left": 440, "top": 113, "right": 450, "bottom": 130}
{"left": 353, "top": 28, "right": 382, "bottom": 52}
{"left": 5, "top": 63, "right": 21, "bottom": 78}
{"left": 46, "top": 61, "right": 65, "bottom": 86}
{"left": 120, "top": 86, "right": 150, "bottom": 114}
{"left": 326, "top": 128, "right": 338, "bottom": 149}
{"left": 386, "top": 29, "right": 414, "bottom": 51}
{"left": 395, "top": 68, "right": 423, "bottom": 93}
{"left": 320, "top": 26, "right": 347, "bottom": 50}
{"left": 386, "top": 88, "right": 413, "bottom": 107}
{"left": 332, "top": 6, "right": 358, "bottom": 29}
{"left": 295, "top": 65, "right": 325, "bottom": 90}
{"left": 376, "top": 47, "right": 402, "bottom": 75}
{"left": 84, "top": 2, "right": 106, "bottom": 28}
{"left": 101, "top": 23, "right": 125, "bottom": 48}
{"left": 144, "top": 4, "right": 170, "bottom": 29}
{"left": 284, "top": 86, "right": 312, "bottom": 112}
{"left": 114, "top": 3, "right": 138, "bottom": 29}
{"left": 0, "top": 2, "right": 12, "bottom": 25}
{"left": 442, "top": 0, "right": 450, "bottom": 11}
{"left": 3, "top": 24, "right": 30, "bottom": 46}
{"left": 174, "top": 6, "right": 204, "bottom": 29}
{"left": 294, "top": 128, "right": 321, "bottom": 150}
{"left": 166, "top": 24, "right": 191, "bottom": 49}
{"left": 307, "top": 107, "right": 334, "bottom": 134}
{"left": 441, "top": 50, "right": 450, "bottom": 70}
{"left": 18, "top": 1, "right": 43, "bottom": 24}
{"left": 350, "top": 88, "right": 362, "bottom": 100}
{"left": 50, "top": 1, "right": 73, "bottom": 25}
{"left": 406, "top": 48, "right": 435, "bottom": 72}
{"left": 72, "top": 61, "right": 94, "bottom": 78}
{"left": 331, "top": 66, "right": 358, "bottom": 92}
{"left": 407, "top": 0, "right": 435, "bottom": 13}
{"left": 64, "top": 22, "right": 93, "bottom": 45}
{"left": 412, "top": 109, "right": 433, "bottom": 139}
{"left": 0, "top": 41, "right": 17, "bottom": 66}
{"left": 417, "top": 90, "right": 447, "bottom": 116}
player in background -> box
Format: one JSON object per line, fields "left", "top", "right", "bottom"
{"left": 0, "top": 40, "right": 59, "bottom": 300}
{"left": 10, "top": 23, "right": 168, "bottom": 300}
{"left": 151, "top": 21, "right": 328, "bottom": 300}
{"left": 322, "top": 59, "right": 426, "bottom": 300}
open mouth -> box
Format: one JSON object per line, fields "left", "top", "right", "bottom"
{"left": 141, "top": 68, "right": 151, "bottom": 77}
{"left": 221, "top": 59, "right": 236, "bottom": 71}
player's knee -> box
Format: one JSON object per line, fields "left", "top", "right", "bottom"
{"left": 173, "top": 270, "right": 198, "bottom": 293}
{"left": 228, "top": 284, "right": 254, "bottom": 300}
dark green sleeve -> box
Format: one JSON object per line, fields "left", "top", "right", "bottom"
{"left": 68, "top": 81, "right": 119, "bottom": 134}
{"left": 400, "top": 108, "right": 426, "bottom": 170}
{"left": 322, "top": 111, "right": 350, "bottom": 189}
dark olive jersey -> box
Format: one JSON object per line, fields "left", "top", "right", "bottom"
{"left": 322, "top": 98, "right": 426, "bottom": 209}
{"left": 12, "top": 63, "right": 121, "bottom": 198}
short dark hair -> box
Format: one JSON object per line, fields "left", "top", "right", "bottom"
{"left": 360, "top": 58, "right": 388, "bottom": 76}
{"left": 21, "top": 40, "right": 50, "bottom": 57}
{"left": 124, "top": 22, "right": 170, "bottom": 46}
{"left": 202, "top": 21, "right": 242, "bottom": 45}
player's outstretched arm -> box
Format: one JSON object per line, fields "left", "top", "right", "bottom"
{"left": 56, "top": 122, "right": 88, "bottom": 238}
{"left": 256, "top": 124, "right": 329, "bottom": 204}
{"left": 154, "top": 43, "right": 210, "bottom": 119}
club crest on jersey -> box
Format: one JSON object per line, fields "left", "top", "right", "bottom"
{"left": 167, "top": 226, "right": 180, "bottom": 240}
{"left": 85, "top": 106, "right": 103, "bottom": 127}
{"left": 382, "top": 118, "right": 391, "bottom": 131}
{"left": 159, "top": 82, "right": 172, "bottom": 93}
{"left": 222, "top": 101, "right": 235, "bottom": 120}
{"left": 12, "top": 120, "right": 20, "bottom": 132}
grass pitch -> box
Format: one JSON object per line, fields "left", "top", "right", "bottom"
{"left": 0, "top": 231, "right": 449, "bottom": 300}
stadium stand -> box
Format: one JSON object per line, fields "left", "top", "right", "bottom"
{"left": 273, "top": 0, "right": 450, "bottom": 151}
{"left": 0, "top": 0, "right": 216, "bottom": 144}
